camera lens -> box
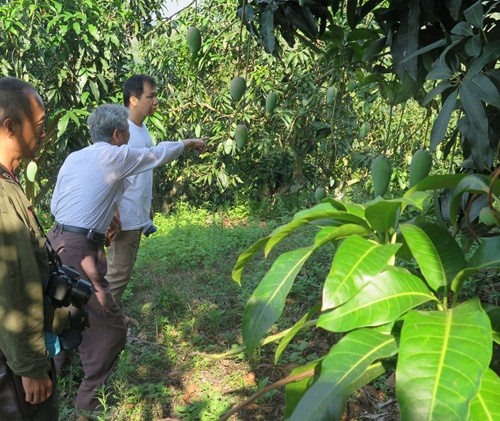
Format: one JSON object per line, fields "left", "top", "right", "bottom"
{"left": 68, "top": 279, "right": 93, "bottom": 308}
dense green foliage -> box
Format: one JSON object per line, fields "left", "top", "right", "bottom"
{"left": 0, "top": 0, "right": 164, "bottom": 203}
{"left": 1, "top": 0, "right": 440, "bottom": 215}
{"left": 231, "top": 1, "right": 500, "bottom": 419}
{"left": 234, "top": 173, "right": 500, "bottom": 420}
{"left": 245, "top": 0, "right": 500, "bottom": 173}
{"left": 2, "top": 0, "right": 500, "bottom": 418}
{"left": 138, "top": 0, "right": 438, "bottom": 214}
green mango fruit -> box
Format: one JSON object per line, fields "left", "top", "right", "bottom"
{"left": 26, "top": 161, "right": 38, "bottom": 182}
{"left": 186, "top": 27, "right": 201, "bottom": 54}
{"left": 235, "top": 124, "right": 248, "bottom": 149}
{"left": 314, "top": 187, "right": 326, "bottom": 202}
{"left": 479, "top": 207, "right": 498, "bottom": 226}
{"left": 230, "top": 76, "right": 246, "bottom": 101}
{"left": 347, "top": 80, "right": 357, "bottom": 92}
{"left": 371, "top": 156, "right": 391, "bottom": 197}
{"left": 409, "top": 149, "right": 432, "bottom": 187}
{"left": 266, "top": 92, "right": 278, "bottom": 113}
{"left": 359, "top": 121, "right": 370, "bottom": 139}
{"left": 326, "top": 86, "right": 337, "bottom": 104}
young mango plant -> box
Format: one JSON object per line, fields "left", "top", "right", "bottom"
{"left": 232, "top": 174, "right": 500, "bottom": 420}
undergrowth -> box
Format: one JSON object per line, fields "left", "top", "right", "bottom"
{"left": 58, "top": 203, "right": 332, "bottom": 420}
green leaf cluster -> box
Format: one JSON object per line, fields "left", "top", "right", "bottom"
{"left": 233, "top": 174, "right": 500, "bottom": 420}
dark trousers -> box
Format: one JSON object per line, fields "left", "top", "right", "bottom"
{"left": 0, "top": 350, "right": 58, "bottom": 421}
{"left": 47, "top": 227, "right": 127, "bottom": 411}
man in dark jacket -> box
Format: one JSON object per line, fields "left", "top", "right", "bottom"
{"left": 0, "top": 77, "right": 62, "bottom": 420}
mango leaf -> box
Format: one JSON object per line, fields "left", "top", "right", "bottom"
{"left": 395, "top": 191, "right": 429, "bottom": 210}
{"left": 447, "top": 0, "right": 462, "bottom": 20}
{"left": 422, "top": 80, "right": 452, "bottom": 106}
{"left": 362, "top": 37, "right": 387, "bottom": 61}
{"left": 322, "top": 235, "right": 401, "bottom": 310}
{"left": 392, "top": 0, "right": 419, "bottom": 80}
{"left": 483, "top": 304, "right": 500, "bottom": 344}
{"left": 242, "top": 246, "right": 314, "bottom": 355}
{"left": 469, "top": 237, "right": 500, "bottom": 268}
{"left": 321, "top": 198, "right": 348, "bottom": 211}
{"left": 460, "top": 80, "right": 488, "bottom": 138}
{"left": 448, "top": 174, "right": 491, "bottom": 227}
{"left": 285, "top": 359, "right": 322, "bottom": 419}
{"left": 89, "top": 80, "right": 100, "bottom": 102}
{"left": 430, "top": 89, "right": 458, "bottom": 151}
{"left": 232, "top": 236, "right": 270, "bottom": 285}
{"left": 426, "top": 58, "right": 453, "bottom": 80}
{"left": 261, "top": 9, "right": 275, "bottom": 54}
{"left": 346, "top": 28, "right": 380, "bottom": 41}
{"left": 464, "top": 0, "right": 483, "bottom": 29}
{"left": 364, "top": 199, "right": 401, "bottom": 235}
{"left": 400, "top": 39, "right": 446, "bottom": 65}
{"left": 469, "top": 40, "right": 500, "bottom": 77}
{"left": 397, "top": 299, "right": 492, "bottom": 421}
{"left": 452, "top": 237, "right": 500, "bottom": 292}
{"left": 265, "top": 207, "right": 368, "bottom": 257}
{"left": 318, "top": 267, "right": 436, "bottom": 332}
{"left": 405, "top": 173, "right": 469, "bottom": 195}
{"left": 469, "top": 368, "right": 500, "bottom": 420}
{"left": 313, "top": 224, "right": 370, "bottom": 247}
{"left": 462, "top": 74, "right": 500, "bottom": 108}
{"left": 275, "top": 304, "right": 321, "bottom": 364}
{"left": 57, "top": 111, "right": 70, "bottom": 138}
{"left": 451, "top": 21, "right": 474, "bottom": 37}
{"left": 395, "top": 71, "right": 418, "bottom": 104}
{"left": 400, "top": 219, "right": 466, "bottom": 294}
{"left": 464, "top": 34, "right": 482, "bottom": 57}
{"left": 289, "top": 329, "right": 397, "bottom": 421}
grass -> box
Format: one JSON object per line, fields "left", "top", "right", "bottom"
{"left": 58, "top": 203, "right": 328, "bottom": 420}
{"left": 58, "top": 201, "right": 462, "bottom": 420}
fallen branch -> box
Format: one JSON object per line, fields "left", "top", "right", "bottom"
{"left": 219, "top": 368, "right": 315, "bottom": 421}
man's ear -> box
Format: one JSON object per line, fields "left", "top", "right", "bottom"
{"left": 129, "top": 95, "right": 138, "bottom": 108}
{"left": 110, "top": 129, "right": 120, "bottom": 146}
{"left": 1, "top": 118, "right": 16, "bottom": 138}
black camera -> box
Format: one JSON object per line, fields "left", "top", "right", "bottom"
{"left": 45, "top": 262, "right": 94, "bottom": 351}
{"left": 46, "top": 263, "right": 93, "bottom": 309}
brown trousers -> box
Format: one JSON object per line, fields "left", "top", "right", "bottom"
{"left": 47, "top": 227, "right": 127, "bottom": 411}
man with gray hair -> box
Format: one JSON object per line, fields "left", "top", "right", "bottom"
{"left": 48, "top": 103, "right": 206, "bottom": 418}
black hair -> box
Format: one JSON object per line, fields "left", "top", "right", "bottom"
{"left": 123, "top": 74, "right": 156, "bottom": 107}
{"left": 0, "top": 77, "right": 36, "bottom": 126}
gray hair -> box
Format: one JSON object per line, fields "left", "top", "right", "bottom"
{"left": 87, "top": 104, "right": 129, "bottom": 144}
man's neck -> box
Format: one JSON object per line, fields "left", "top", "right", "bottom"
{"left": 0, "top": 151, "right": 18, "bottom": 174}
{"left": 128, "top": 110, "right": 145, "bottom": 127}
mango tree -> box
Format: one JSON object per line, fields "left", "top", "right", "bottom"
{"left": 0, "top": 0, "right": 164, "bottom": 206}
{"left": 243, "top": 0, "right": 500, "bottom": 173}
{"left": 231, "top": 171, "right": 500, "bottom": 420}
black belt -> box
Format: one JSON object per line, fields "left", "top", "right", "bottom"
{"left": 55, "top": 223, "right": 107, "bottom": 244}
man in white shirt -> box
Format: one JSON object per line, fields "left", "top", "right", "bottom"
{"left": 48, "top": 103, "right": 206, "bottom": 416}
{"left": 105, "top": 75, "right": 160, "bottom": 324}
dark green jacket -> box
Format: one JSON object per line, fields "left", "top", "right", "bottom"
{"left": 0, "top": 175, "right": 66, "bottom": 378}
